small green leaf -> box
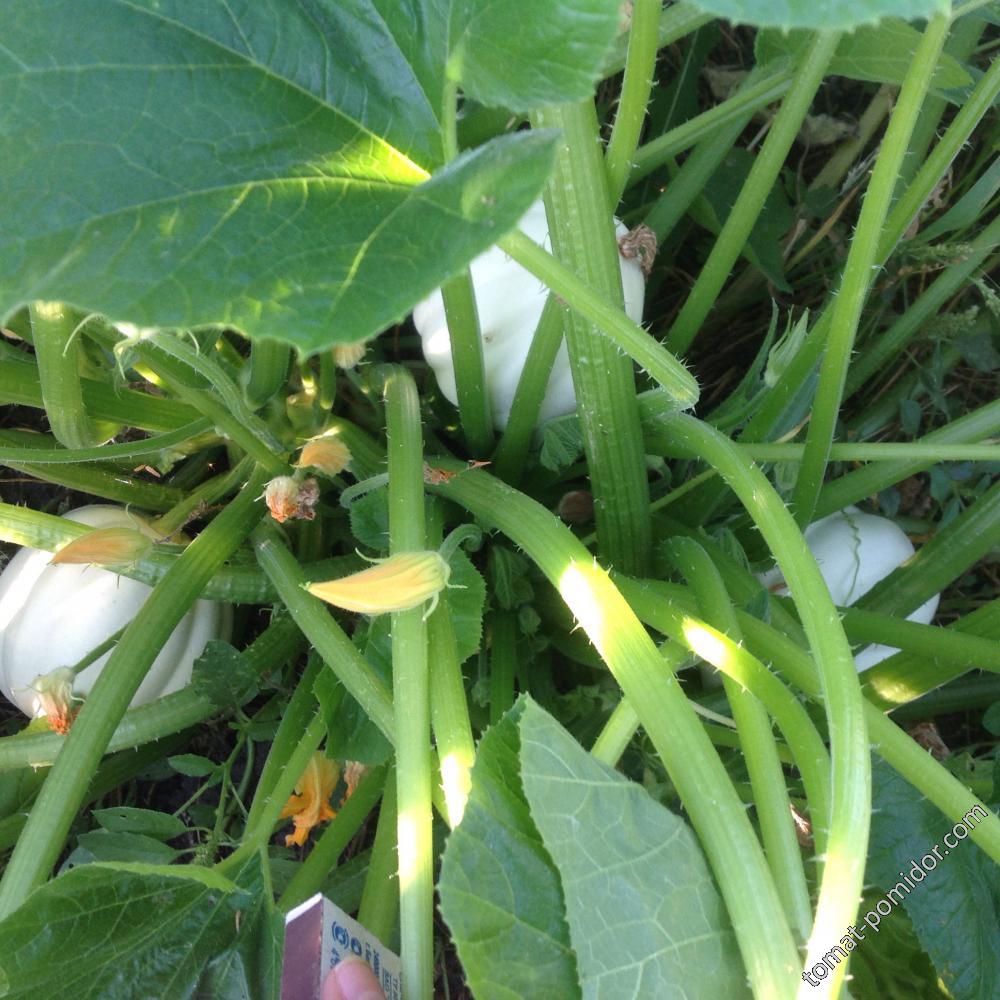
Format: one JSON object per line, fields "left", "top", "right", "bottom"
{"left": 72, "top": 830, "right": 182, "bottom": 866}
{"left": 957, "top": 331, "right": 1000, "bottom": 373}
{"left": 439, "top": 701, "right": 580, "bottom": 1000}
{"left": 92, "top": 806, "right": 188, "bottom": 841}
{"left": 918, "top": 157, "right": 1000, "bottom": 241}
{"left": 687, "top": 0, "right": 949, "bottom": 31}
{"left": 0, "top": 863, "right": 248, "bottom": 998}
{"left": 540, "top": 419, "right": 585, "bottom": 473}
{"left": 983, "top": 701, "right": 1000, "bottom": 736}
{"left": 488, "top": 546, "right": 535, "bottom": 610}
{"left": 756, "top": 20, "right": 971, "bottom": 92}
{"left": 168, "top": 753, "right": 219, "bottom": 778}
{"left": 900, "top": 398, "right": 923, "bottom": 437}
{"left": 448, "top": 548, "right": 487, "bottom": 665}
{"left": 349, "top": 488, "right": 391, "bottom": 553}
{"left": 316, "top": 625, "right": 392, "bottom": 766}
{"left": 191, "top": 640, "right": 259, "bottom": 711}
{"left": 518, "top": 700, "right": 748, "bottom": 999}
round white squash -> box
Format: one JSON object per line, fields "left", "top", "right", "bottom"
{"left": 0, "top": 505, "right": 231, "bottom": 719}
{"left": 413, "top": 199, "right": 647, "bottom": 429}
{"left": 759, "top": 506, "right": 939, "bottom": 672}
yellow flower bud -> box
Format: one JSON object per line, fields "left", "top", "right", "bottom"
{"left": 333, "top": 339, "right": 368, "bottom": 369}
{"left": 306, "top": 551, "right": 450, "bottom": 615}
{"left": 296, "top": 435, "right": 352, "bottom": 477}
{"left": 50, "top": 527, "right": 153, "bottom": 566}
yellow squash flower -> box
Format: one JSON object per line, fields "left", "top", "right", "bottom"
{"left": 296, "top": 434, "right": 352, "bottom": 478}
{"left": 333, "top": 339, "right": 368, "bottom": 369}
{"left": 279, "top": 752, "right": 340, "bottom": 847}
{"left": 306, "top": 551, "right": 450, "bottom": 615}
{"left": 50, "top": 527, "right": 152, "bottom": 566}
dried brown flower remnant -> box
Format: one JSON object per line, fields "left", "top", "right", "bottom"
{"left": 618, "top": 224, "right": 657, "bottom": 276}
{"left": 264, "top": 476, "right": 320, "bottom": 523}
{"left": 342, "top": 760, "right": 369, "bottom": 799}
{"left": 907, "top": 721, "right": 950, "bottom": 761}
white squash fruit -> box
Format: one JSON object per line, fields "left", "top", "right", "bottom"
{"left": 759, "top": 506, "right": 939, "bottom": 672}
{"left": 0, "top": 505, "right": 231, "bottom": 719}
{"left": 414, "top": 199, "right": 647, "bottom": 429}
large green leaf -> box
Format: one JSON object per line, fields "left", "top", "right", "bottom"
{"left": 0, "top": 0, "right": 626, "bottom": 352}
{"left": 427, "top": 0, "right": 623, "bottom": 113}
{"left": 756, "top": 20, "right": 972, "bottom": 94}
{"left": 0, "top": 3, "right": 565, "bottom": 353}
{"left": 684, "top": 0, "right": 948, "bottom": 30}
{"left": 518, "top": 700, "right": 748, "bottom": 1000}
{"left": 440, "top": 699, "right": 747, "bottom": 999}
{"left": 0, "top": 863, "right": 250, "bottom": 998}
{"left": 868, "top": 757, "right": 1000, "bottom": 1000}
{"left": 194, "top": 855, "right": 283, "bottom": 1000}
{"left": 439, "top": 701, "right": 580, "bottom": 1000}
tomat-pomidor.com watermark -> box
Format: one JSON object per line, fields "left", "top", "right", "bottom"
{"left": 801, "top": 803, "right": 991, "bottom": 988}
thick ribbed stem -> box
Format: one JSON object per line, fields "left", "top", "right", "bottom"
{"left": 530, "top": 100, "right": 652, "bottom": 575}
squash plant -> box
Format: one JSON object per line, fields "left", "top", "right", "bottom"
{"left": 1, "top": 1, "right": 1000, "bottom": 998}
{"left": 0, "top": 505, "right": 231, "bottom": 722}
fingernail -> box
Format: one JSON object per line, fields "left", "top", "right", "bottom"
{"left": 334, "top": 957, "right": 385, "bottom": 1000}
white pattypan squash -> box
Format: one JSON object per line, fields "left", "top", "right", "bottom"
{"left": 0, "top": 505, "right": 231, "bottom": 720}
{"left": 413, "top": 199, "right": 646, "bottom": 429}
{"left": 759, "top": 506, "right": 939, "bottom": 672}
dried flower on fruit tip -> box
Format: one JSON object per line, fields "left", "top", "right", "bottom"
{"left": 264, "top": 475, "right": 320, "bottom": 523}
{"left": 296, "top": 435, "right": 352, "bottom": 478}
{"left": 30, "top": 667, "right": 79, "bottom": 735}
{"left": 279, "top": 752, "right": 340, "bottom": 847}
{"left": 50, "top": 527, "right": 153, "bottom": 567}
{"left": 617, "top": 224, "right": 657, "bottom": 276}
{"left": 343, "top": 760, "right": 369, "bottom": 799}
{"left": 333, "top": 339, "right": 368, "bottom": 369}
{"left": 306, "top": 551, "right": 450, "bottom": 615}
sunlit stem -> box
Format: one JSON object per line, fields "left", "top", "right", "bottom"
{"left": 431, "top": 465, "right": 800, "bottom": 998}
{"left": 383, "top": 365, "right": 434, "bottom": 1000}
{"left": 358, "top": 770, "right": 400, "bottom": 946}
{"left": 658, "top": 412, "right": 868, "bottom": 999}
{"left": 669, "top": 537, "right": 814, "bottom": 942}
{"left": 426, "top": 502, "right": 475, "bottom": 829}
